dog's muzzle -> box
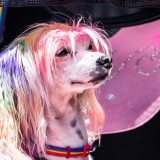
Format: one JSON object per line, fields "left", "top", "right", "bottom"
{"left": 71, "top": 56, "right": 112, "bottom": 85}
{"left": 96, "top": 56, "right": 112, "bottom": 69}
{"left": 88, "top": 56, "right": 112, "bottom": 84}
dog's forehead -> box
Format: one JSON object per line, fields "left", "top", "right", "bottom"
{"left": 53, "top": 23, "right": 91, "bottom": 39}
{"left": 56, "top": 28, "right": 91, "bottom": 45}
{"left": 75, "top": 33, "right": 90, "bottom": 41}
{"left": 24, "top": 23, "right": 99, "bottom": 53}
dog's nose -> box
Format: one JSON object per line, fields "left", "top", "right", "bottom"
{"left": 96, "top": 56, "right": 112, "bottom": 69}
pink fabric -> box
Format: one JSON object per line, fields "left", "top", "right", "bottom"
{"left": 101, "top": 20, "right": 160, "bottom": 134}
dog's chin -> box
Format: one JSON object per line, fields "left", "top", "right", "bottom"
{"left": 71, "top": 72, "right": 108, "bottom": 86}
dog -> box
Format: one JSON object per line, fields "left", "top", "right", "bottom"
{"left": 0, "top": 21, "right": 112, "bottom": 160}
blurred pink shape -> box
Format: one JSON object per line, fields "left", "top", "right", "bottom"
{"left": 101, "top": 20, "right": 160, "bottom": 134}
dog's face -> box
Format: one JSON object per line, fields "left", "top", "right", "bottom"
{"left": 51, "top": 32, "right": 112, "bottom": 92}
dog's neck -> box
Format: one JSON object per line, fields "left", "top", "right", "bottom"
{"left": 44, "top": 86, "right": 89, "bottom": 160}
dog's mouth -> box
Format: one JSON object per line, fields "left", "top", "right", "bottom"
{"left": 71, "top": 81, "right": 84, "bottom": 85}
{"left": 88, "top": 72, "right": 108, "bottom": 84}
{"left": 71, "top": 72, "right": 108, "bottom": 85}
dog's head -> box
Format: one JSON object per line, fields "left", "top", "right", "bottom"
{"left": 23, "top": 22, "right": 112, "bottom": 93}
{"left": 54, "top": 31, "right": 112, "bottom": 92}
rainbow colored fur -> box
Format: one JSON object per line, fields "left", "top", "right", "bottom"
{"left": 0, "top": 22, "right": 112, "bottom": 160}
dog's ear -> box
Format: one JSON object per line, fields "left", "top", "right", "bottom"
{"left": 101, "top": 20, "right": 160, "bottom": 134}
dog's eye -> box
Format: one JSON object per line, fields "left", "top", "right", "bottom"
{"left": 88, "top": 44, "right": 93, "bottom": 50}
{"left": 57, "top": 49, "right": 69, "bottom": 57}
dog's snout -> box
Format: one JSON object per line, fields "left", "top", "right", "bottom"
{"left": 96, "top": 56, "right": 112, "bottom": 69}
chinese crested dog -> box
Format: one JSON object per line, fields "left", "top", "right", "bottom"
{"left": 0, "top": 21, "right": 112, "bottom": 160}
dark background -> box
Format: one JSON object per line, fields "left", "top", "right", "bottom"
{"left": 1, "top": 6, "right": 160, "bottom": 160}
